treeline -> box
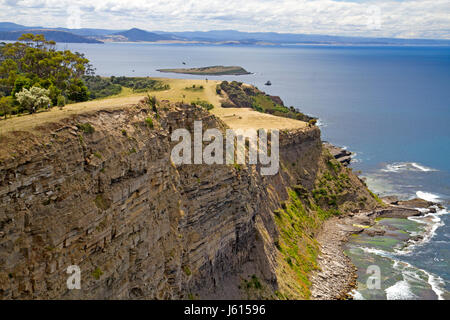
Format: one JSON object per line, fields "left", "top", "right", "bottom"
{"left": 0, "top": 33, "right": 170, "bottom": 119}
{"left": 0, "top": 33, "right": 94, "bottom": 117}
{"left": 83, "top": 76, "right": 170, "bottom": 99}
{"left": 218, "top": 81, "right": 315, "bottom": 123}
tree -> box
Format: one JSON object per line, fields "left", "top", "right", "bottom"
{"left": 0, "top": 33, "right": 93, "bottom": 104}
{"left": 66, "top": 78, "right": 89, "bottom": 102}
{"left": 11, "top": 74, "right": 33, "bottom": 97}
{"left": 0, "top": 96, "right": 13, "bottom": 119}
{"left": 15, "top": 86, "right": 51, "bottom": 113}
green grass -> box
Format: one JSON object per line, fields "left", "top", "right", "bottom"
{"left": 145, "top": 117, "right": 154, "bottom": 128}
{"left": 274, "top": 189, "right": 321, "bottom": 299}
{"left": 369, "top": 190, "right": 385, "bottom": 206}
{"left": 183, "top": 266, "right": 192, "bottom": 276}
{"left": 92, "top": 267, "right": 103, "bottom": 280}
{"left": 184, "top": 85, "right": 204, "bottom": 92}
{"left": 93, "top": 152, "right": 102, "bottom": 159}
{"left": 77, "top": 122, "right": 95, "bottom": 134}
{"left": 94, "top": 194, "right": 110, "bottom": 211}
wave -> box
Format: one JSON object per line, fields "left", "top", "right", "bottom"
{"left": 385, "top": 280, "right": 417, "bottom": 300}
{"left": 380, "top": 162, "right": 438, "bottom": 173}
{"left": 416, "top": 191, "right": 442, "bottom": 202}
{"left": 358, "top": 246, "right": 447, "bottom": 300}
{"left": 398, "top": 206, "right": 447, "bottom": 255}
{"left": 316, "top": 119, "right": 326, "bottom": 128}
{"left": 350, "top": 289, "right": 365, "bottom": 300}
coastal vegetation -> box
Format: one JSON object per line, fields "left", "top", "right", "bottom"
{"left": 191, "top": 99, "right": 214, "bottom": 111}
{"left": 0, "top": 33, "right": 170, "bottom": 119}
{"left": 273, "top": 188, "right": 320, "bottom": 298}
{"left": 218, "top": 81, "right": 314, "bottom": 122}
{"left": 184, "top": 84, "right": 204, "bottom": 92}
{"left": 83, "top": 75, "right": 170, "bottom": 99}
{"left": 0, "top": 33, "right": 93, "bottom": 117}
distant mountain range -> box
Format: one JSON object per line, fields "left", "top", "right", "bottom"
{"left": 1, "top": 22, "right": 449, "bottom": 46}
{"left": 0, "top": 29, "right": 102, "bottom": 43}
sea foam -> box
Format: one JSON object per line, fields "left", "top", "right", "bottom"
{"left": 416, "top": 191, "right": 441, "bottom": 202}
{"left": 381, "top": 162, "right": 438, "bottom": 173}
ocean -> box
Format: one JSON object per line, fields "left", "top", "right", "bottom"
{"left": 61, "top": 42, "right": 450, "bottom": 300}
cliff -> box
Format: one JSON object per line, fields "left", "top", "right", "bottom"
{"left": 0, "top": 98, "right": 379, "bottom": 299}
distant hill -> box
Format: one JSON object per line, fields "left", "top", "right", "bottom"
{"left": 1, "top": 22, "right": 449, "bottom": 46}
{"left": 111, "top": 28, "right": 176, "bottom": 42}
{"left": 0, "top": 30, "right": 103, "bottom": 43}
{"left": 154, "top": 29, "right": 450, "bottom": 46}
{"left": 53, "top": 28, "right": 123, "bottom": 37}
{"left": 0, "top": 22, "right": 37, "bottom": 31}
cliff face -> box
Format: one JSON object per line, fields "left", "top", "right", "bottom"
{"left": 0, "top": 100, "right": 378, "bottom": 299}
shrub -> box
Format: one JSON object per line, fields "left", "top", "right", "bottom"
{"left": 57, "top": 95, "right": 66, "bottom": 107}
{"left": 0, "top": 96, "right": 13, "bottom": 119}
{"left": 192, "top": 100, "right": 214, "bottom": 111}
{"left": 145, "top": 117, "right": 154, "bottom": 128}
{"left": 15, "top": 86, "right": 51, "bottom": 113}
{"left": 93, "top": 152, "right": 102, "bottom": 159}
{"left": 92, "top": 267, "right": 103, "bottom": 280}
{"left": 77, "top": 122, "right": 95, "bottom": 134}
{"left": 146, "top": 95, "right": 158, "bottom": 112}
{"left": 183, "top": 266, "right": 192, "bottom": 276}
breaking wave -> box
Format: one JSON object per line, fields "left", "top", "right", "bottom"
{"left": 416, "top": 191, "right": 442, "bottom": 202}
{"left": 381, "top": 162, "right": 438, "bottom": 173}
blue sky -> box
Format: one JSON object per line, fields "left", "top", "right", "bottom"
{"left": 1, "top": 0, "right": 449, "bottom": 39}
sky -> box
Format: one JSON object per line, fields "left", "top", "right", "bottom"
{"left": 1, "top": 0, "right": 449, "bottom": 39}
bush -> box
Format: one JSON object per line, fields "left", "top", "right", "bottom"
{"left": 77, "top": 122, "right": 95, "bottom": 134}
{"left": 219, "top": 81, "right": 253, "bottom": 108}
{"left": 57, "top": 95, "right": 66, "bottom": 107}
{"left": 0, "top": 96, "right": 13, "bottom": 119}
{"left": 15, "top": 86, "right": 51, "bottom": 113}
{"left": 184, "top": 84, "right": 204, "bottom": 92}
{"left": 82, "top": 75, "right": 121, "bottom": 99}
{"left": 192, "top": 100, "right": 213, "bottom": 111}
{"left": 107, "top": 76, "right": 169, "bottom": 93}
{"left": 146, "top": 95, "right": 157, "bottom": 112}
{"left": 145, "top": 117, "right": 154, "bottom": 128}
{"left": 92, "top": 267, "right": 103, "bottom": 280}
{"left": 67, "top": 78, "right": 89, "bottom": 102}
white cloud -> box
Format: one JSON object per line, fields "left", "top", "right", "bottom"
{"left": 0, "top": 0, "right": 449, "bottom": 39}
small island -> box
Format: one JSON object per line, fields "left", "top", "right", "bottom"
{"left": 157, "top": 65, "right": 251, "bottom": 76}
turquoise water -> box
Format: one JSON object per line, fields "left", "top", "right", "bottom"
{"left": 63, "top": 43, "right": 450, "bottom": 299}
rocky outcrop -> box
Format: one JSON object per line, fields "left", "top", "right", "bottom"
{"left": 0, "top": 99, "right": 380, "bottom": 300}
{"left": 323, "top": 142, "right": 352, "bottom": 166}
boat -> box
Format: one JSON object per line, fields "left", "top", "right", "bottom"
{"left": 265, "top": 81, "right": 272, "bottom": 86}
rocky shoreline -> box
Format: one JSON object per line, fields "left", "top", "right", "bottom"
{"left": 310, "top": 198, "right": 437, "bottom": 300}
